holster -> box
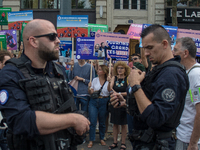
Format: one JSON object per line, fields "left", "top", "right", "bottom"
{"left": 7, "top": 129, "right": 28, "bottom": 150}
{"left": 154, "top": 139, "right": 170, "bottom": 150}
{"left": 68, "top": 110, "right": 88, "bottom": 146}
{"left": 129, "top": 128, "right": 154, "bottom": 143}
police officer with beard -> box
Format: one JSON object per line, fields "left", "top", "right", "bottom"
{"left": 0, "top": 19, "right": 90, "bottom": 150}
{"left": 110, "top": 24, "right": 189, "bottom": 150}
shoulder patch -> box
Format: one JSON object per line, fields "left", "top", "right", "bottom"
{"left": 161, "top": 88, "right": 176, "bottom": 102}
{"left": 0, "top": 90, "right": 9, "bottom": 105}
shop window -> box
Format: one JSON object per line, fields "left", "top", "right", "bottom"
{"left": 132, "top": 0, "right": 137, "bottom": 9}
{"left": 166, "top": 0, "right": 200, "bottom": 7}
{"left": 115, "top": 0, "right": 120, "bottom": 9}
{"left": 21, "top": 0, "right": 60, "bottom": 9}
{"left": 140, "top": 0, "right": 146, "bottom": 9}
{"left": 72, "top": 0, "right": 95, "bottom": 9}
{"left": 189, "top": 0, "right": 200, "bottom": 7}
{"left": 123, "top": 0, "right": 129, "bottom": 9}
{"left": 115, "top": 0, "right": 147, "bottom": 10}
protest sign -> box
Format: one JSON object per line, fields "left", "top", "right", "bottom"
{"left": 141, "top": 24, "right": 178, "bottom": 50}
{"left": 8, "top": 10, "right": 33, "bottom": 30}
{"left": 88, "top": 23, "right": 108, "bottom": 37}
{"left": 127, "top": 24, "right": 143, "bottom": 40}
{"left": 20, "top": 22, "right": 27, "bottom": 42}
{"left": 0, "top": 8, "right": 11, "bottom": 25}
{"left": 177, "top": 28, "right": 200, "bottom": 57}
{"left": 94, "top": 32, "right": 129, "bottom": 60}
{"left": 59, "top": 41, "right": 72, "bottom": 62}
{"left": 0, "top": 29, "right": 17, "bottom": 50}
{"left": 57, "top": 15, "right": 88, "bottom": 38}
{"left": 76, "top": 37, "right": 97, "bottom": 60}
{"left": 0, "top": 35, "right": 7, "bottom": 50}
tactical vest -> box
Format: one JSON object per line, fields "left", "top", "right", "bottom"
{"left": 6, "top": 55, "right": 81, "bottom": 150}
{"left": 127, "top": 61, "right": 189, "bottom": 130}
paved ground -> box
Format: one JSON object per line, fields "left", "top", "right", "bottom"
{"left": 77, "top": 124, "right": 132, "bottom": 150}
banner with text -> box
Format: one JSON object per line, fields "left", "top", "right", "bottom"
{"left": 127, "top": 24, "right": 143, "bottom": 40}
{"left": 0, "top": 29, "right": 17, "bottom": 50}
{"left": 0, "top": 35, "right": 7, "bottom": 50}
{"left": 141, "top": 24, "right": 178, "bottom": 50}
{"left": 76, "top": 37, "right": 98, "bottom": 60}
{"left": 57, "top": 15, "right": 88, "bottom": 38}
{"left": 8, "top": 10, "right": 33, "bottom": 30}
{"left": 59, "top": 40, "right": 72, "bottom": 62}
{"left": 0, "top": 8, "right": 11, "bottom": 25}
{"left": 94, "top": 32, "right": 129, "bottom": 59}
{"left": 177, "top": 28, "right": 200, "bottom": 57}
{"left": 88, "top": 23, "right": 108, "bottom": 37}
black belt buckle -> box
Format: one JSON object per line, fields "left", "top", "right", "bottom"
{"left": 56, "top": 138, "right": 70, "bottom": 150}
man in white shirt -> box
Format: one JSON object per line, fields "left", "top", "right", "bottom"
{"left": 173, "top": 37, "right": 200, "bottom": 150}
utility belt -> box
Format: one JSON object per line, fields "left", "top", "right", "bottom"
{"left": 6, "top": 128, "right": 78, "bottom": 150}
{"left": 129, "top": 128, "right": 172, "bottom": 150}
{"left": 129, "top": 128, "right": 173, "bottom": 143}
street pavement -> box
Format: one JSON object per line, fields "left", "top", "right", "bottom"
{"left": 77, "top": 124, "right": 132, "bottom": 150}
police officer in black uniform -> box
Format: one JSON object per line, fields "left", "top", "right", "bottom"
{"left": 110, "top": 24, "right": 189, "bottom": 150}
{"left": 0, "top": 19, "right": 90, "bottom": 150}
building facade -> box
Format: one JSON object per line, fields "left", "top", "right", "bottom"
{"left": 1, "top": 0, "right": 165, "bottom": 55}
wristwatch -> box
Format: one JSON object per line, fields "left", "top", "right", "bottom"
{"left": 83, "top": 79, "right": 85, "bottom": 83}
{"left": 128, "top": 84, "right": 141, "bottom": 95}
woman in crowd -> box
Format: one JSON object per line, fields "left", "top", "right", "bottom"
{"left": 108, "top": 61, "right": 130, "bottom": 150}
{"left": 87, "top": 65, "right": 111, "bottom": 148}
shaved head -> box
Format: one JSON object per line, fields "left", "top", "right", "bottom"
{"left": 23, "top": 19, "right": 55, "bottom": 44}
{"left": 22, "top": 19, "right": 60, "bottom": 67}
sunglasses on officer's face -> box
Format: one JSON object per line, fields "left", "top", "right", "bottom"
{"left": 27, "top": 33, "right": 58, "bottom": 41}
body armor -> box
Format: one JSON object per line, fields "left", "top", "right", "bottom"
{"left": 127, "top": 61, "right": 188, "bottom": 129}
{"left": 6, "top": 55, "right": 85, "bottom": 150}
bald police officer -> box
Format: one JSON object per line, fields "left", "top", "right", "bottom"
{"left": 0, "top": 19, "right": 90, "bottom": 150}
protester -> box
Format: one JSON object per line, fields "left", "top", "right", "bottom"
{"left": 0, "top": 51, "right": 11, "bottom": 70}
{"left": 108, "top": 61, "right": 130, "bottom": 150}
{"left": 0, "top": 19, "right": 90, "bottom": 150}
{"left": 173, "top": 37, "right": 200, "bottom": 150}
{"left": 87, "top": 65, "right": 110, "bottom": 148}
{"left": 128, "top": 53, "right": 145, "bottom": 72}
{"left": 69, "top": 59, "right": 95, "bottom": 112}
{"left": 110, "top": 24, "right": 189, "bottom": 150}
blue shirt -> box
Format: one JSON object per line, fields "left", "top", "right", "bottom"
{"left": 0, "top": 55, "right": 67, "bottom": 138}
{"left": 68, "top": 62, "right": 95, "bottom": 95}
{"left": 133, "top": 56, "right": 188, "bottom": 131}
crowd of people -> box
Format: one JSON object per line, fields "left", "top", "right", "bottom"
{"left": 0, "top": 19, "right": 199, "bottom": 150}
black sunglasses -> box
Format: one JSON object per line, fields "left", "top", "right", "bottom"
{"left": 27, "top": 33, "right": 58, "bottom": 41}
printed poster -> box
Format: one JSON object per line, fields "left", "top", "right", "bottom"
{"left": 127, "top": 24, "right": 143, "bottom": 40}
{"left": 0, "top": 30, "right": 17, "bottom": 50}
{"left": 20, "top": 22, "right": 27, "bottom": 42}
{"left": 141, "top": 24, "right": 178, "bottom": 50}
{"left": 0, "top": 8, "right": 11, "bottom": 25}
{"left": 88, "top": 23, "right": 108, "bottom": 37}
{"left": 57, "top": 15, "right": 88, "bottom": 38}
{"left": 76, "top": 37, "right": 97, "bottom": 60}
{"left": 94, "top": 32, "right": 130, "bottom": 59}
{"left": 8, "top": 10, "right": 33, "bottom": 30}
{"left": 177, "top": 29, "right": 200, "bottom": 57}
{"left": 59, "top": 41, "right": 72, "bottom": 62}
{"left": 0, "top": 35, "right": 7, "bottom": 51}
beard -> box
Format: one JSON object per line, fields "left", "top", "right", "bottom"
{"left": 38, "top": 41, "right": 59, "bottom": 61}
